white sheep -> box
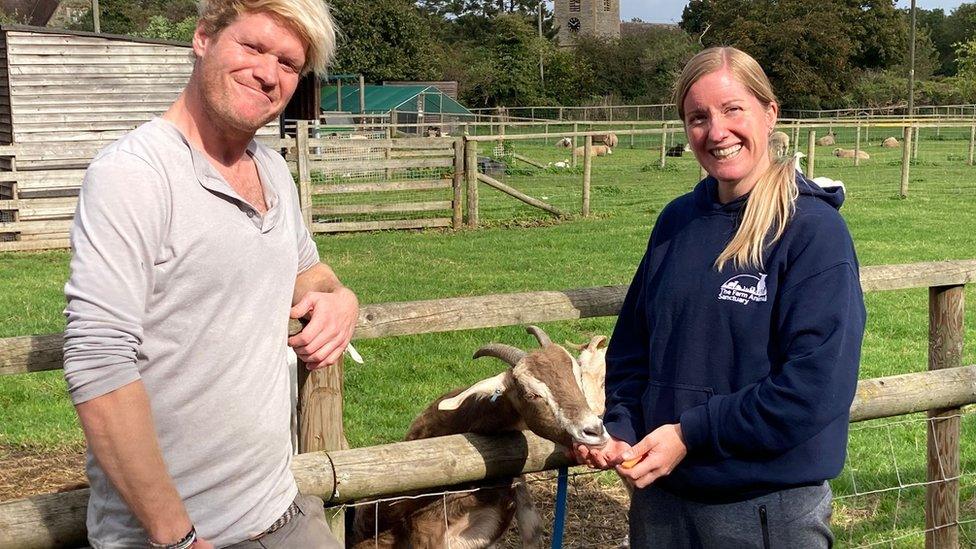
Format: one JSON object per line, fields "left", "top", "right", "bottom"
{"left": 816, "top": 132, "right": 836, "bottom": 146}
{"left": 574, "top": 145, "right": 612, "bottom": 157}
{"left": 833, "top": 147, "right": 869, "bottom": 160}
{"left": 881, "top": 136, "right": 899, "bottom": 148}
{"left": 769, "top": 131, "right": 790, "bottom": 159}
{"left": 556, "top": 137, "right": 572, "bottom": 148}
{"left": 594, "top": 132, "right": 619, "bottom": 148}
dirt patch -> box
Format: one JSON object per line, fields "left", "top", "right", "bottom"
{"left": 504, "top": 469, "right": 631, "bottom": 548}
{"left": 0, "top": 444, "right": 88, "bottom": 501}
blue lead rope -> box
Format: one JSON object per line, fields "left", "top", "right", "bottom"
{"left": 551, "top": 466, "right": 569, "bottom": 548}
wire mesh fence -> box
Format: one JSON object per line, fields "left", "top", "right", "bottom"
{"left": 335, "top": 409, "right": 976, "bottom": 548}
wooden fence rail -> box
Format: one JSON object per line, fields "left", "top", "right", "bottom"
{"left": 2, "top": 260, "right": 975, "bottom": 376}
{"left": 3, "top": 364, "right": 976, "bottom": 549}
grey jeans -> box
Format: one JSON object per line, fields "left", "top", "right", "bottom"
{"left": 629, "top": 482, "right": 833, "bottom": 549}
{"left": 224, "top": 495, "right": 342, "bottom": 549}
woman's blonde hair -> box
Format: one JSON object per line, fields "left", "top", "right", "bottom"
{"left": 198, "top": 0, "right": 338, "bottom": 76}
{"left": 673, "top": 46, "right": 798, "bottom": 272}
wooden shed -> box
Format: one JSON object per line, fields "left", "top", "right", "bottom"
{"left": 0, "top": 24, "right": 276, "bottom": 250}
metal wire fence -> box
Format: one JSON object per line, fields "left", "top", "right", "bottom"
{"left": 336, "top": 409, "right": 976, "bottom": 548}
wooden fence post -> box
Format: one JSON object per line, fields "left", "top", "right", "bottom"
{"left": 630, "top": 123, "right": 635, "bottom": 149}
{"left": 792, "top": 121, "right": 800, "bottom": 154}
{"left": 295, "top": 120, "right": 312, "bottom": 231}
{"left": 582, "top": 136, "right": 592, "bottom": 217}
{"left": 807, "top": 130, "right": 816, "bottom": 179}
{"left": 854, "top": 124, "right": 861, "bottom": 167}
{"left": 659, "top": 124, "right": 667, "bottom": 168}
{"left": 571, "top": 122, "right": 579, "bottom": 168}
{"left": 295, "top": 317, "right": 349, "bottom": 543}
{"left": 465, "top": 137, "right": 479, "bottom": 228}
{"left": 925, "top": 284, "right": 965, "bottom": 549}
{"left": 901, "top": 126, "right": 913, "bottom": 198}
{"left": 452, "top": 138, "right": 464, "bottom": 229}
{"left": 968, "top": 124, "right": 974, "bottom": 166}
{"left": 913, "top": 126, "right": 921, "bottom": 161}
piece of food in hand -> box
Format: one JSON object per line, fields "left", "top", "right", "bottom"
{"left": 621, "top": 456, "right": 641, "bottom": 469}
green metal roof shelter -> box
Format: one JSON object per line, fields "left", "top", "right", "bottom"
{"left": 320, "top": 84, "right": 472, "bottom": 116}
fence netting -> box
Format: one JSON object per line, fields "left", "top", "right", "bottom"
{"left": 337, "top": 408, "right": 976, "bottom": 547}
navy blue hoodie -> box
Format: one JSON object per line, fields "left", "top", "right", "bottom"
{"left": 603, "top": 173, "right": 866, "bottom": 503}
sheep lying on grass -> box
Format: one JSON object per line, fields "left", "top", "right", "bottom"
{"left": 574, "top": 145, "right": 612, "bottom": 157}
{"left": 594, "top": 132, "right": 619, "bottom": 148}
{"left": 816, "top": 132, "right": 836, "bottom": 146}
{"left": 882, "top": 136, "right": 899, "bottom": 148}
{"left": 833, "top": 147, "right": 870, "bottom": 160}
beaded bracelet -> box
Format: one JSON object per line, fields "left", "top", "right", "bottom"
{"left": 148, "top": 526, "right": 196, "bottom": 549}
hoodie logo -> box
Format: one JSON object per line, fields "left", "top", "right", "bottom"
{"left": 718, "top": 273, "right": 768, "bottom": 305}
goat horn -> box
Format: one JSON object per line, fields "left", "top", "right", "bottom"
{"left": 525, "top": 325, "right": 552, "bottom": 347}
{"left": 473, "top": 343, "right": 526, "bottom": 367}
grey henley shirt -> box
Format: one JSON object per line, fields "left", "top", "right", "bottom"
{"left": 63, "top": 118, "right": 319, "bottom": 547}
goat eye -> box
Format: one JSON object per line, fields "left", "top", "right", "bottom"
{"left": 524, "top": 392, "right": 540, "bottom": 400}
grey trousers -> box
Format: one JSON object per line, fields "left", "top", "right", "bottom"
{"left": 225, "top": 495, "right": 342, "bottom": 549}
{"left": 629, "top": 482, "right": 833, "bottom": 549}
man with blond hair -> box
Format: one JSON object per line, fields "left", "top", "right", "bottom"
{"left": 62, "top": 1, "right": 354, "bottom": 547}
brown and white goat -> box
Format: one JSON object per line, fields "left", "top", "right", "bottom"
{"left": 350, "top": 327, "right": 608, "bottom": 549}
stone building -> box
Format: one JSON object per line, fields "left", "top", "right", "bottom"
{"left": 553, "top": 0, "right": 620, "bottom": 48}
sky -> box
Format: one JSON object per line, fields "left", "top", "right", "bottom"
{"left": 617, "top": 1, "right": 972, "bottom": 25}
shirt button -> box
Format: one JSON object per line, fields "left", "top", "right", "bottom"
{"left": 246, "top": 210, "right": 255, "bottom": 218}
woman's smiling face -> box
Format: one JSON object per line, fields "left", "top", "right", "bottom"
{"left": 683, "top": 68, "right": 778, "bottom": 198}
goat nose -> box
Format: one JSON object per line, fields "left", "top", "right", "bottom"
{"left": 582, "top": 423, "right": 603, "bottom": 439}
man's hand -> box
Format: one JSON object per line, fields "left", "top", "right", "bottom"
{"left": 571, "top": 437, "right": 631, "bottom": 470}
{"left": 615, "top": 423, "right": 687, "bottom": 489}
{"left": 288, "top": 286, "right": 358, "bottom": 369}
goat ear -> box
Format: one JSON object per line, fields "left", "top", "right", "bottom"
{"left": 588, "top": 335, "right": 608, "bottom": 350}
{"left": 437, "top": 371, "right": 512, "bottom": 411}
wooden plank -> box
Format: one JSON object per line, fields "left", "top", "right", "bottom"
{"left": 388, "top": 149, "right": 456, "bottom": 159}
{"left": 6, "top": 33, "right": 183, "bottom": 47}
{"left": 9, "top": 54, "right": 195, "bottom": 66}
{"left": 11, "top": 93, "right": 182, "bottom": 106}
{"left": 6, "top": 366, "right": 976, "bottom": 548}
{"left": 465, "top": 139, "right": 478, "bottom": 227}
{"left": 9, "top": 75, "right": 190, "bottom": 87}
{"left": 309, "top": 157, "right": 453, "bottom": 172}
{"left": 0, "top": 219, "right": 73, "bottom": 233}
{"left": 313, "top": 201, "right": 452, "bottom": 216}
{"left": 452, "top": 138, "right": 463, "bottom": 229}
{"left": 7, "top": 64, "right": 192, "bottom": 76}
{"left": 511, "top": 152, "right": 545, "bottom": 169}
{"left": 582, "top": 136, "right": 592, "bottom": 217}
{"left": 10, "top": 104, "right": 174, "bottom": 115}
{"left": 859, "top": 260, "right": 976, "bottom": 292}
{"left": 7, "top": 44, "right": 191, "bottom": 56}
{"left": 312, "top": 179, "right": 451, "bottom": 195}
{"left": 306, "top": 137, "right": 455, "bottom": 150}
{"left": 0, "top": 197, "right": 76, "bottom": 218}
{"left": 0, "top": 170, "right": 86, "bottom": 188}
{"left": 10, "top": 84, "right": 186, "bottom": 97}
{"left": 0, "top": 237, "right": 69, "bottom": 252}
{"left": 310, "top": 218, "right": 452, "bottom": 234}
{"left": 476, "top": 173, "right": 563, "bottom": 217}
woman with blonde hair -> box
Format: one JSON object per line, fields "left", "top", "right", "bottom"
{"left": 573, "top": 47, "right": 865, "bottom": 547}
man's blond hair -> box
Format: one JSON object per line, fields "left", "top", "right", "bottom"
{"left": 198, "top": 0, "right": 337, "bottom": 76}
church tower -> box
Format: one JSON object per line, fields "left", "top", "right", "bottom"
{"left": 553, "top": 0, "right": 621, "bottom": 48}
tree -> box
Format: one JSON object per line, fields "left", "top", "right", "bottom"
{"left": 327, "top": 0, "right": 440, "bottom": 82}
{"left": 418, "top": 0, "right": 549, "bottom": 19}
{"left": 678, "top": 0, "right": 907, "bottom": 109}
{"left": 576, "top": 26, "right": 699, "bottom": 104}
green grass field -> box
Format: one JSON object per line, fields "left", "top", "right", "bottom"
{"left": 2, "top": 128, "right": 975, "bottom": 546}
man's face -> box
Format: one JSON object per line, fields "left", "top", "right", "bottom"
{"left": 192, "top": 11, "right": 306, "bottom": 133}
